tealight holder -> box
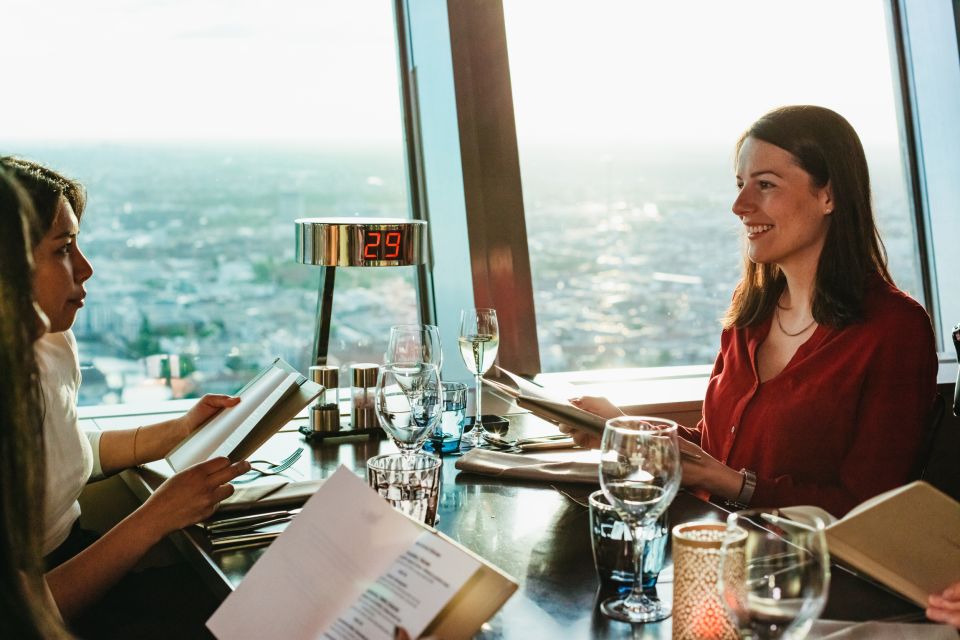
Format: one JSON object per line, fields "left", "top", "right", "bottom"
{"left": 671, "top": 521, "right": 746, "bottom": 640}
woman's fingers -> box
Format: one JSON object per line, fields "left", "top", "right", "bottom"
{"left": 941, "top": 582, "right": 960, "bottom": 601}
{"left": 927, "top": 606, "right": 960, "bottom": 627}
{"left": 207, "top": 460, "right": 251, "bottom": 487}
{"left": 201, "top": 394, "right": 241, "bottom": 408}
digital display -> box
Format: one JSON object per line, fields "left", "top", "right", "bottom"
{"left": 362, "top": 229, "right": 404, "bottom": 261}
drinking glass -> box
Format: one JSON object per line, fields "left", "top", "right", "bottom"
{"left": 718, "top": 509, "right": 830, "bottom": 639}
{"left": 458, "top": 308, "right": 499, "bottom": 447}
{"left": 598, "top": 416, "right": 682, "bottom": 623}
{"left": 366, "top": 452, "right": 442, "bottom": 525}
{"left": 385, "top": 324, "right": 443, "bottom": 371}
{"left": 374, "top": 363, "right": 442, "bottom": 465}
{"left": 423, "top": 381, "right": 467, "bottom": 455}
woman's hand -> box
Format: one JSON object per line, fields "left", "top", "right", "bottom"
{"left": 928, "top": 582, "right": 960, "bottom": 627}
{"left": 137, "top": 457, "right": 250, "bottom": 538}
{"left": 555, "top": 396, "right": 624, "bottom": 449}
{"left": 172, "top": 394, "right": 240, "bottom": 440}
{"left": 677, "top": 440, "right": 744, "bottom": 502}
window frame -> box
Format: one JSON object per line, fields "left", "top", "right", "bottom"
{"left": 401, "top": 0, "right": 960, "bottom": 387}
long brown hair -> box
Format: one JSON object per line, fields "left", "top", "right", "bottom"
{"left": 0, "top": 167, "right": 71, "bottom": 638}
{"left": 723, "top": 105, "right": 891, "bottom": 329}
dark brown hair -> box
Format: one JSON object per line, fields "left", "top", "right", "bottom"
{"left": 0, "top": 167, "right": 71, "bottom": 638}
{"left": 723, "top": 105, "right": 891, "bottom": 330}
{"left": 0, "top": 157, "right": 86, "bottom": 240}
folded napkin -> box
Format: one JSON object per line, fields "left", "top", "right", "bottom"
{"left": 218, "top": 479, "right": 323, "bottom": 512}
{"left": 455, "top": 449, "right": 600, "bottom": 484}
{"left": 810, "top": 619, "right": 956, "bottom": 639}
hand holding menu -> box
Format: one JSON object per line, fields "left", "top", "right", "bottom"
{"left": 783, "top": 481, "right": 960, "bottom": 607}
{"left": 207, "top": 466, "right": 517, "bottom": 640}
{"left": 166, "top": 358, "right": 322, "bottom": 472}
{"left": 484, "top": 367, "right": 607, "bottom": 435}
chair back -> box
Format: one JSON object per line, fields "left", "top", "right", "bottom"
{"left": 912, "top": 392, "right": 947, "bottom": 481}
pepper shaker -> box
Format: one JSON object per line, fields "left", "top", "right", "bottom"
{"left": 309, "top": 365, "right": 341, "bottom": 433}
{"left": 350, "top": 363, "right": 378, "bottom": 429}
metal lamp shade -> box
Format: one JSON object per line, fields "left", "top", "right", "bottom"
{"left": 295, "top": 217, "right": 427, "bottom": 267}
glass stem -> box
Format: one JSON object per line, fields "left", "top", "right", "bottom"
{"left": 624, "top": 523, "right": 651, "bottom": 610}
{"left": 474, "top": 373, "right": 483, "bottom": 432}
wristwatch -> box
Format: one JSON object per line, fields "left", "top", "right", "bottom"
{"left": 734, "top": 468, "right": 757, "bottom": 508}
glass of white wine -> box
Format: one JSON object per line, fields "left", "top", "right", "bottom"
{"left": 458, "top": 308, "right": 499, "bottom": 448}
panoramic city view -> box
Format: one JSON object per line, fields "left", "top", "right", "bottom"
{"left": 4, "top": 1, "right": 919, "bottom": 406}
{"left": 10, "top": 142, "right": 920, "bottom": 406}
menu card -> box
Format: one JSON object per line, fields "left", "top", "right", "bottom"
{"left": 207, "top": 466, "right": 517, "bottom": 640}
{"left": 484, "top": 367, "right": 606, "bottom": 435}
{"left": 783, "top": 481, "right": 960, "bottom": 607}
{"left": 166, "top": 357, "right": 322, "bottom": 472}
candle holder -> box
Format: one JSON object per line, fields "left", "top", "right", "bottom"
{"left": 671, "top": 521, "right": 746, "bottom": 640}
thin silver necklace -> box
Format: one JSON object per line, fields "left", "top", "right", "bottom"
{"left": 775, "top": 305, "right": 816, "bottom": 337}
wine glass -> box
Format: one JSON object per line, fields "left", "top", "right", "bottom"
{"left": 385, "top": 324, "right": 443, "bottom": 371}
{"left": 718, "top": 509, "right": 830, "bottom": 639}
{"left": 374, "top": 363, "right": 443, "bottom": 465}
{"left": 458, "top": 308, "right": 499, "bottom": 447}
{"left": 598, "top": 416, "right": 682, "bottom": 623}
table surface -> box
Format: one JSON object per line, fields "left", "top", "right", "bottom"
{"left": 105, "top": 398, "right": 922, "bottom": 639}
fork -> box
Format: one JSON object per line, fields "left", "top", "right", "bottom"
{"left": 232, "top": 447, "right": 304, "bottom": 484}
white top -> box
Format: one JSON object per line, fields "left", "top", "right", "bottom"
{"left": 36, "top": 330, "right": 104, "bottom": 555}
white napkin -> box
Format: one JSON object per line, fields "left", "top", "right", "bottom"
{"left": 218, "top": 479, "right": 323, "bottom": 512}
{"left": 454, "top": 448, "right": 600, "bottom": 484}
{"left": 810, "top": 619, "right": 957, "bottom": 639}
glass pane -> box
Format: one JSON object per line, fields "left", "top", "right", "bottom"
{"left": 2, "top": 1, "right": 415, "bottom": 405}
{"left": 504, "top": 0, "right": 922, "bottom": 372}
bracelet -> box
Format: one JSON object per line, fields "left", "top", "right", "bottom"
{"left": 734, "top": 468, "right": 757, "bottom": 507}
{"left": 133, "top": 426, "right": 142, "bottom": 466}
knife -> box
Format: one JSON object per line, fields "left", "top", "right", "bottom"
{"left": 204, "top": 508, "right": 302, "bottom": 534}
{"left": 210, "top": 530, "right": 282, "bottom": 550}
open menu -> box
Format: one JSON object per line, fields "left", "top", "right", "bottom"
{"left": 782, "top": 481, "right": 960, "bottom": 607}
{"left": 165, "top": 358, "right": 323, "bottom": 472}
{"left": 206, "top": 466, "right": 518, "bottom": 640}
{"left": 484, "top": 367, "right": 607, "bottom": 435}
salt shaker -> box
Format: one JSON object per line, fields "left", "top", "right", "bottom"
{"left": 309, "top": 365, "right": 341, "bottom": 433}
{"left": 350, "top": 363, "right": 378, "bottom": 429}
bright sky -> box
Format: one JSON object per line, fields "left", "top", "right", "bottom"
{"left": 1, "top": 0, "right": 901, "bottom": 146}
{"left": 504, "top": 0, "right": 902, "bottom": 147}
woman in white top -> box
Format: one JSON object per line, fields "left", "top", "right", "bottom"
{"left": 3, "top": 156, "right": 251, "bottom": 621}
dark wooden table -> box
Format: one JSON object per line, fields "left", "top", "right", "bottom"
{"left": 119, "top": 407, "right": 922, "bottom": 638}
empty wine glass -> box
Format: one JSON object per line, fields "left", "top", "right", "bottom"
{"left": 599, "top": 416, "right": 682, "bottom": 623}
{"left": 375, "top": 363, "right": 442, "bottom": 465}
{"left": 718, "top": 509, "right": 830, "bottom": 639}
{"left": 385, "top": 324, "right": 443, "bottom": 371}
{"left": 458, "top": 308, "right": 499, "bottom": 448}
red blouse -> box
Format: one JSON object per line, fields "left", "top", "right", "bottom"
{"left": 694, "top": 276, "right": 938, "bottom": 516}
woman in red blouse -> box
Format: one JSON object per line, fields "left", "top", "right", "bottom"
{"left": 563, "top": 105, "right": 938, "bottom": 517}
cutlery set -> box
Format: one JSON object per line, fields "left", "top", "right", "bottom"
{"left": 203, "top": 508, "right": 303, "bottom": 551}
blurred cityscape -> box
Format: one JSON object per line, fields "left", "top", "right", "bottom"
{"left": 10, "top": 143, "right": 920, "bottom": 406}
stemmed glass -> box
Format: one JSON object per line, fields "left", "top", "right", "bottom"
{"left": 374, "top": 363, "right": 443, "bottom": 466}
{"left": 458, "top": 308, "right": 499, "bottom": 447}
{"left": 599, "top": 416, "right": 682, "bottom": 623}
{"left": 385, "top": 324, "right": 443, "bottom": 372}
{"left": 718, "top": 510, "right": 830, "bottom": 639}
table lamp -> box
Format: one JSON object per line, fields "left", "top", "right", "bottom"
{"left": 294, "top": 217, "right": 428, "bottom": 367}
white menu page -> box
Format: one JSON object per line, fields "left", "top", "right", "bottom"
{"left": 207, "top": 465, "right": 481, "bottom": 640}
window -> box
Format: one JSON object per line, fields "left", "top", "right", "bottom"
{"left": 502, "top": 0, "right": 922, "bottom": 371}
{"left": 2, "top": 1, "right": 417, "bottom": 405}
